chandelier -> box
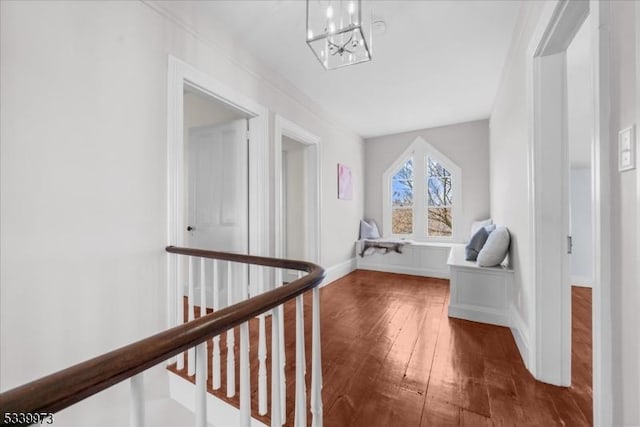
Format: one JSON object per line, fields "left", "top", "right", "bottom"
{"left": 306, "top": 0, "right": 372, "bottom": 70}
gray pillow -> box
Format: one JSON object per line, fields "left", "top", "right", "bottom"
{"left": 359, "top": 219, "right": 381, "bottom": 239}
{"left": 465, "top": 226, "right": 490, "bottom": 261}
{"left": 477, "top": 226, "right": 510, "bottom": 267}
{"left": 470, "top": 218, "right": 492, "bottom": 239}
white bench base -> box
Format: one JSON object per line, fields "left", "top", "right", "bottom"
{"left": 447, "top": 245, "right": 513, "bottom": 327}
{"left": 356, "top": 240, "right": 452, "bottom": 279}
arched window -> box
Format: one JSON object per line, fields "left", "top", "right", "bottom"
{"left": 382, "top": 137, "right": 461, "bottom": 241}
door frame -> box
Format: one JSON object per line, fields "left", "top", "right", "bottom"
{"left": 166, "top": 55, "right": 269, "bottom": 328}
{"left": 636, "top": 2, "right": 640, "bottom": 413}
{"left": 274, "top": 115, "right": 322, "bottom": 265}
{"left": 527, "top": 0, "right": 611, "bottom": 424}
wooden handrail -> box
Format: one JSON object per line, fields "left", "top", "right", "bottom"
{"left": 0, "top": 246, "right": 324, "bottom": 423}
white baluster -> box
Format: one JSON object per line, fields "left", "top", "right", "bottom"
{"left": 240, "top": 321, "right": 251, "bottom": 427}
{"left": 271, "top": 301, "right": 282, "bottom": 427}
{"left": 200, "top": 258, "right": 207, "bottom": 318}
{"left": 130, "top": 373, "right": 145, "bottom": 427}
{"left": 311, "top": 287, "right": 323, "bottom": 427}
{"left": 195, "top": 343, "right": 207, "bottom": 427}
{"left": 294, "top": 294, "right": 307, "bottom": 427}
{"left": 298, "top": 272, "right": 306, "bottom": 375}
{"left": 188, "top": 257, "right": 196, "bottom": 376}
{"left": 258, "top": 267, "right": 268, "bottom": 415}
{"left": 226, "top": 263, "right": 235, "bottom": 397}
{"left": 278, "top": 283, "right": 286, "bottom": 423}
{"left": 212, "top": 260, "right": 221, "bottom": 390}
{"left": 177, "top": 256, "right": 185, "bottom": 370}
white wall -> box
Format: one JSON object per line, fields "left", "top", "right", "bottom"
{"left": 490, "top": 1, "right": 639, "bottom": 424}
{"left": 0, "top": 0, "right": 364, "bottom": 414}
{"left": 364, "top": 119, "right": 490, "bottom": 243}
{"left": 489, "top": 2, "right": 544, "bottom": 342}
{"left": 609, "top": 1, "right": 639, "bottom": 423}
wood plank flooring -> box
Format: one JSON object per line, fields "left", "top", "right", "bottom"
{"left": 169, "top": 270, "right": 592, "bottom": 426}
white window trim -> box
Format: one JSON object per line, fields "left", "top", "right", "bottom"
{"left": 382, "top": 137, "right": 462, "bottom": 242}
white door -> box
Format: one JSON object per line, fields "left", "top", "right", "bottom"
{"left": 187, "top": 119, "right": 248, "bottom": 253}
{"left": 186, "top": 119, "right": 248, "bottom": 306}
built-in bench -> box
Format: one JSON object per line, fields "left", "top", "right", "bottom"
{"left": 355, "top": 240, "right": 452, "bottom": 279}
{"left": 447, "top": 244, "right": 513, "bottom": 327}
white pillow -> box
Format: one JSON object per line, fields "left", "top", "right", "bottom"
{"left": 477, "top": 226, "right": 510, "bottom": 267}
{"left": 470, "top": 219, "right": 493, "bottom": 239}
{"left": 360, "top": 219, "right": 381, "bottom": 239}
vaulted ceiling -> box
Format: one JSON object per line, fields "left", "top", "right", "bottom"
{"left": 157, "top": 1, "right": 522, "bottom": 138}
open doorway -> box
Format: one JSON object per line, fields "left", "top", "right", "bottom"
{"left": 167, "top": 55, "right": 269, "bottom": 335}
{"left": 281, "top": 136, "right": 308, "bottom": 282}
{"left": 274, "top": 116, "right": 321, "bottom": 285}
{"left": 566, "top": 14, "right": 593, "bottom": 422}
{"left": 529, "top": 1, "right": 611, "bottom": 423}
{"left": 183, "top": 84, "right": 251, "bottom": 305}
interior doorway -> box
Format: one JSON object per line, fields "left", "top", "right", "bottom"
{"left": 167, "top": 55, "right": 269, "bottom": 332}
{"left": 274, "top": 116, "right": 321, "bottom": 285}
{"left": 281, "top": 137, "right": 308, "bottom": 282}
{"left": 567, "top": 16, "right": 594, "bottom": 290}
{"left": 566, "top": 16, "right": 594, "bottom": 420}
{"left": 529, "top": 1, "right": 611, "bottom": 424}
{"left": 183, "top": 85, "right": 251, "bottom": 305}
{"left": 184, "top": 85, "right": 249, "bottom": 254}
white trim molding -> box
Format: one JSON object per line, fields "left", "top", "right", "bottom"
{"left": 509, "top": 304, "right": 531, "bottom": 370}
{"left": 322, "top": 258, "right": 357, "bottom": 287}
{"left": 636, "top": 2, "right": 640, "bottom": 419}
{"left": 273, "top": 115, "right": 322, "bottom": 266}
{"left": 571, "top": 276, "right": 593, "bottom": 288}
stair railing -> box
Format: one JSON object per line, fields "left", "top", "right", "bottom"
{"left": 0, "top": 246, "right": 325, "bottom": 427}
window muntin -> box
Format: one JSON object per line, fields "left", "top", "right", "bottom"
{"left": 391, "top": 157, "right": 414, "bottom": 234}
{"left": 383, "top": 138, "right": 459, "bottom": 241}
{"left": 426, "top": 157, "right": 453, "bottom": 237}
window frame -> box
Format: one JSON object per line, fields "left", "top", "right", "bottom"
{"left": 382, "top": 137, "right": 462, "bottom": 242}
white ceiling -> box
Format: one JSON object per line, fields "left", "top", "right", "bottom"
{"left": 157, "top": 1, "right": 522, "bottom": 138}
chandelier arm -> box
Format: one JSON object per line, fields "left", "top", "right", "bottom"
{"left": 340, "top": 33, "right": 354, "bottom": 49}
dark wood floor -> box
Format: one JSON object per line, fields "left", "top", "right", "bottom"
{"left": 170, "top": 271, "right": 592, "bottom": 426}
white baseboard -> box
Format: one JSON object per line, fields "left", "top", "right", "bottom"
{"left": 509, "top": 304, "right": 531, "bottom": 371}
{"left": 357, "top": 263, "right": 449, "bottom": 279}
{"left": 321, "top": 257, "right": 356, "bottom": 287}
{"left": 571, "top": 276, "right": 593, "bottom": 288}
{"left": 448, "top": 304, "right": 510, "bottom": 327}
{"left": 169, "top": 371, "right": 268, "bottom": 427}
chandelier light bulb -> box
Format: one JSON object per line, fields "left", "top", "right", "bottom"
{"left": 328, "top": 22, "right": 336, "bottom": 33}
{"left": 348, "top": 2, "right": 355, "bottom": 15}
{"left": 307, "top": 29, "right": 313, "bottom": 39}
{"left": 326, "top": 5, "right": 333, "bottom": 19}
